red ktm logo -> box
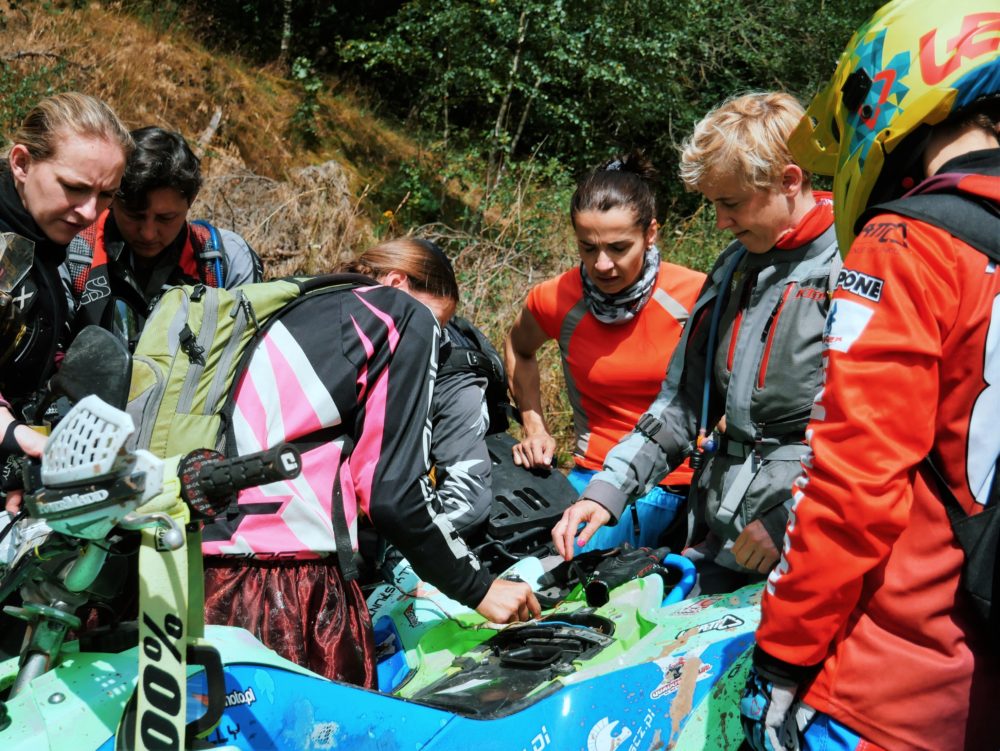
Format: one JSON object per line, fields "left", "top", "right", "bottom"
{"left": 920, "top": 13, "right": 1000, "bottom": 85}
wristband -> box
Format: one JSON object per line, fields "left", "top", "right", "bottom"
{"left": 751, "top": 644, "right": 822, "bottom": 686}
{"left": 0, "top": 419, "right": 26, "bottom": 455}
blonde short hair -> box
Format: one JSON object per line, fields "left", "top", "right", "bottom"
{"left": 12, "top": 92, "right": 133, "bottom": 162}
{"left": 679, "top": 92, "right": 809, "bottom": 192}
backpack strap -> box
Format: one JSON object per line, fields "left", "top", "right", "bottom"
{"left": 438, "top": 316, "right": 513, "bottom": 434}
{"left": 188, "top": 220, "right": 228, "bottom": 288}
{"left": 869, "top": 192, "right": 1000, "bottom": 264}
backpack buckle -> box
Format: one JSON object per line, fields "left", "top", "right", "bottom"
{"left": 636, "top": 414, "right": 663, "bottom": 442}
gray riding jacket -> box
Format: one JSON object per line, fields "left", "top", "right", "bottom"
{"left": 584, "top": 225, "right": 840, "bottom": 568}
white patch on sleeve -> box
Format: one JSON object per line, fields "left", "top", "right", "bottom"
{"left": 823, "top": 299, "right": 874, "bottom": 353}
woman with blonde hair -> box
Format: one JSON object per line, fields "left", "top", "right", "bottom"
{"left": 0, "top": 91, "right": 131, "bottom": 657}
{"left": 0, "top": 91, "right": 132, "bottom": 495}
{"left": 554, "top": 93, "right": 841, "bottom": 594}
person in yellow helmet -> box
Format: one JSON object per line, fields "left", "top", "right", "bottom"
{"left": 741, "top": 2, "right": 1000, "bottom": 750}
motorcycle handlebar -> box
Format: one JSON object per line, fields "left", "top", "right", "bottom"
{"left": 199, "top": 443, "right": 302, "bottom": 497}
{"left": 180, "top": 444, "right": 302, "bottom": 518}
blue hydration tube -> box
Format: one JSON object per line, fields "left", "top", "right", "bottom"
{"left": 661, "top": 553, "right": 697, "bottom": 605}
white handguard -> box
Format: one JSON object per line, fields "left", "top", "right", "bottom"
{"left": 41, "top": 394, "right": 136, "bottom": 487}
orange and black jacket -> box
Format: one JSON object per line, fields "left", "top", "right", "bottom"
{"left": 755, "top": 149, "right": 1000, "bottom": 750}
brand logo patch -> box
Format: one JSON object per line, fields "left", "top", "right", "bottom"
{"left": 81, "top": 275, "right": 111, "bottom": 305}
{"left": 823, "top": 299, "right": 874, "bottom": 353}
{"left": 859, "top": 221, "right": 908, "bottom": 248}
{"left": 675, "top": 614, "right": 745, "bottom": 640}
{"left": 836, "top": 269, "right": 884, "bottom": 302}
{"left": 403, "top": 603, "right": 420, "bottom": 628}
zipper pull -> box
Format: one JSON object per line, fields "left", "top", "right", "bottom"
{"left": 751, "top": 425, "right": 764, "bottom": 472}
{"left": 759, "top": 296, "right": 784, "bottom": 343}
{"left": 178, "top": 324, "right": 206, "bottom": 366}
{"left": 231, "top": 292, "right": 260, "bottom": 332}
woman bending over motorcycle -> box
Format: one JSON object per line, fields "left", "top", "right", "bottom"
{"left": 347, "top": 237, "right": 497, "bottom": 540}
{"left": 201, "top": 270, "right": 539, "bottom": 686}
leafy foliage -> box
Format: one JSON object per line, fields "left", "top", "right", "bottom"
{"left": 340, "top": 0, "right": 882, "bottom": 206}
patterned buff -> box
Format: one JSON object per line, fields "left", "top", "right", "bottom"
{"left": 580, "top": 245, "right": 660, "bottom": 324}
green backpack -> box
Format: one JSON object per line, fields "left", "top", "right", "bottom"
{"left": 126, "top": 274, "right": 369, "bottom": 458}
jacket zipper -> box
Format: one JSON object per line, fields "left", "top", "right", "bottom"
{"left": 757, "top": 283, "right": 794, "bottom": 388}
{"left": 726, "top": 272, "right": 758, "bottom": 371}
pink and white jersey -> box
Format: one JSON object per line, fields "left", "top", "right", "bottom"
{"left": 201, "top": 284, "right": 492, "bottom": 608}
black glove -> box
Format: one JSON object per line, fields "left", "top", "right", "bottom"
{"left": 584, "top": 543, "right": 675, "bottom": 606}
{"left": 0, "top": 454, "right": 25, "bottom": 493}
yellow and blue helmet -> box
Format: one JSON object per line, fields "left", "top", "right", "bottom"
{"left": 789, "top": 0, "right": 1000, "bottom": 251}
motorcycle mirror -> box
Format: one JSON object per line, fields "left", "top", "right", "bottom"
{"left": 50, "top": 326, "right": 133, "bottom": 410}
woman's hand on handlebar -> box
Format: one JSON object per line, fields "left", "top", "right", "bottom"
{"left": 552, "top": 498, "right": 611, "bottom": 561}
{"left": 1, "top": 407, "right": 47, "bottom": 514}
{"left": 512, "top": 431, "right": 557, "bottom": 469}
{"left": 0, "top": 407, "right": 46, "bottom": 459}
{"left": 475, "top": 578, "right": 542, "bottom": 624}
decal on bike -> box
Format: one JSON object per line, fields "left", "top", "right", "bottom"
{"left": 139, "top": 611, "right": 184, "bottom": 748}
{"left": 403, "top": 603, "right": 420, "bottom": 628}
{"left": 675, "top": 596, "right": 723, "bottom": 616}
{"left": 224, "top": 686, "right": 257, "bottom": 708}
{"left": 587, "top": 717, "right": 632, "bottom": 751}
{"left": 650, "top": 657, "right": 712, "bottom": 699}
{"left": 519, "top": 725, "right": 552, "bottom": 751}
{"left": 674, "top": 614, "right": 745, "bottom": 640}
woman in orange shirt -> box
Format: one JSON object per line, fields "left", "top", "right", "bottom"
{"left": 505, "top": 152, "right": 705, "bottom": 551}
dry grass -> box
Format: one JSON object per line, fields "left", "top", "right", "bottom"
{"left": 0, "top": 1, "right": 426, "bottom": 276}
{"left": 2, "top": 1, "right": 722, "bottom": 464}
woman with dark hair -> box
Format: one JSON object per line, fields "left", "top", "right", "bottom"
{"left": 505, "top": 151, "right": 706, "bottom": 552}
{"left": 64, "top": 126, "right": 261, "bottom": 347}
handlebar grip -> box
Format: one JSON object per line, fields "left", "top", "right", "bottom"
{"left": 178, "top": 445, "right": 302, "bottom": 519}
{"left": 198, "top": 444, "right": 302, "bottom": 498}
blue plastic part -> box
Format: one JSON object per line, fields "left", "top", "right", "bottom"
{"left": 373, "top": 616, "right": 411, "bottom": 693}
{"left": 661, "top": 553, "right": 697, "bottom": 605}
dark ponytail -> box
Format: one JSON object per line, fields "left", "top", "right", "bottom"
{"left": 570, "top": 150, "right": 657, "bottom": 230}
